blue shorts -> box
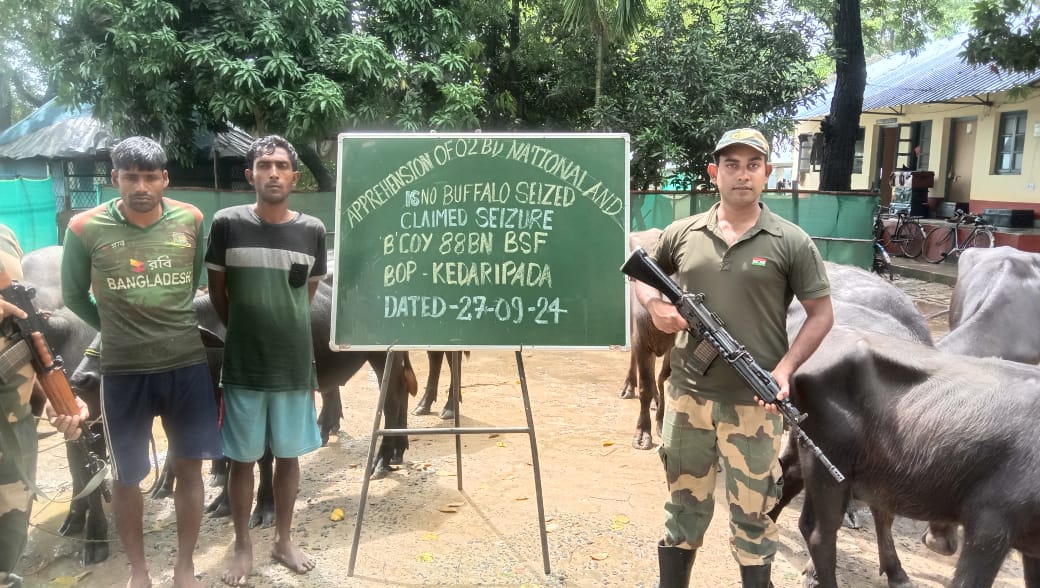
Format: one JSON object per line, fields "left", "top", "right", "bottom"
{"left": 220, "top": 386, "right": 321, "bottom": 462}
{"left": 101, "top": 362, "right": 222, "bottom": 485}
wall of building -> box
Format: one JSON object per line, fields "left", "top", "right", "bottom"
{"left": 794, "top": 88, "right": 1039, "bottom": 210}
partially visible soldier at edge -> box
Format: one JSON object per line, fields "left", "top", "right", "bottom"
{"left": 60, "top": 137, "right": 222, "bottom": 588}
{"left": 634, "top": 128, "right": 833, "bottom": 588}
{"left": 0, "top": 223, "right": 88, "bottom": 588}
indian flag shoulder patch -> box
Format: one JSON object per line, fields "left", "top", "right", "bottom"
{"left": 751, "top": 257, "right": 767, "bottom": 267}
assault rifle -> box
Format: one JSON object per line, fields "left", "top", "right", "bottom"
{"left": 621, "top": 246, "right": 845, "bottom": 483}
{"left": 0, "top": 267, "right": 110, "bottom": 500}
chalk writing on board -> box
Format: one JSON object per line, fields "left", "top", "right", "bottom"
{"left": 334, "top": 133, "right": 628, "bottom": 349}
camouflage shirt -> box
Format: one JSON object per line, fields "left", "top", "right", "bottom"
{"left": 61, "top": 198, "right": 206, "bottom": 374}
{"left": 0, "top": 224, "right": 34, "bottom": 420}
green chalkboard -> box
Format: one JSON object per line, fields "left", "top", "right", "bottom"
{"left": 332, "top": 133, "right": 630, "bottom": 350}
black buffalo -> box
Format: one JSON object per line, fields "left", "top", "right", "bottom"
{"left": 787, "top": 326, "right": 1040, "bottom": 588}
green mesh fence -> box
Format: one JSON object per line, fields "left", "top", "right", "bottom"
{"left": 631, "top": 190, "right": 877, "bottom": 269}
{"left": 0, "top": 178, "right": 59, "bottom": 252}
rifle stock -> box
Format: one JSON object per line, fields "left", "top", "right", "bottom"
{"left": 0, "top": 268, "right": 81, "bottom": 418}
{"left": 1, "top": 262, "right": 111, "bottom": 500}
{"left": 621, "top": 246, "right": 845, "bottom": 483}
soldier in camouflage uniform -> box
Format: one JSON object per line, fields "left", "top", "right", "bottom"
{"left": 635, "top": 129, "right": 833, "bottom": 588}
{"left": 0, "top": 225, "right": 87, "bottom": 587}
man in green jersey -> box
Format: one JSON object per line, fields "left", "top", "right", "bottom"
{"left": 61, "top": 137, "right": 222, "bottom": 588}
{"left": 635, "top": 129, "right": 833, "bottom": 588}
{"left": 1, "top": 224, "right": 87, "bottom": 588}
{"left": 206, "top": 135, "right": 326, "bottom": 586}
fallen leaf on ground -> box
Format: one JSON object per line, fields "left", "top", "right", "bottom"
{"left": 590, "top": 553, "right": 610, "bottom": 561}
{"left": 515, "top": 496, "right": 529, "bottom": 501}
{"left": 601, "top": 440, "right": 615, "bottom": 447}
{"left": 330, "top": 508, "right": 345, "bottom": 522}
{"left": 416, "top": 552, "right": 435, "bottom": 563}
{"left": 420, "top": 533, "right": 439, "bottom": 541}
{"left": 496, "top": 441, "right": 507, "bottom": 447}
{"left": 49, "top": 571, "right": 91, "bottom": 585}
{"left": 438, "top": 506, "right": 459, "bottom": 513}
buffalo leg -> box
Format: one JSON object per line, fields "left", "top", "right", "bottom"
{"left": 632, "top": 349, "right": 656, "bottom": 450}
{"left": 869, "top": 506, "right": 912, "bottom": 588}
{"left": 250, "top": 449, "right": 275, "bottom": 529}
{"left": 412, "top": 351, "right": 444, "bottom": 416}
{"left": 59, "top": 443, "right": 88, "bottom": 536}
{"left": 768, "top": 433, "right": 802, "bottom": 522}
{"left": 950, "top": 514, "right": 1010, "bottom": 588}
{"left": 654, "top": 352, "right": 670, "bottom": 436}
{"left": 438, "top": 352, "right": 461, "bottom": 421}
{"left": 371, "top": 352, "right": 412, "bottom": 478}
{"left": 206, "top": 458, "right": 232, "bottom": 517}
{"left": 1023, "top": 554, "right": 1040, "bottom": 588}
{"left": 151, "top": 456, "right": 175, "bottom": 499}
{"left": 82, "top": 483, "right": 109, "bottom": 564}
{"left": 620, "top": 350, "right": 637, "bottom": 399}
{"left": 798, "top": 455, "right": 847, "bottom": 588}
{"left": 318, "top": 386, "right": 342, "bottom": 446}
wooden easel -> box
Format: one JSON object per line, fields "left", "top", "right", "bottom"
{"left": 347, "top": 349, "right": 551, "bottom": 576}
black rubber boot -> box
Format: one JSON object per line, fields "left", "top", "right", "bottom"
{"left": 739, "top": 564, "right": 773, "bottom": 588}
{"left": 657, "top": 541, "right": 694, "bottom": 588}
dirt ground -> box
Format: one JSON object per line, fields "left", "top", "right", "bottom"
{"left": 17, "top": 276, "right": 1027, "bottom": 587}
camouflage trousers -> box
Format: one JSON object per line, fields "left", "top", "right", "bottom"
{"left": 0, "top": 407, "right": 36, "bottom": 577}
{"left": 658, "top": 383, "right": 783, "bottom": 566}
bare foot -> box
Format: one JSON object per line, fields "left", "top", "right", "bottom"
{"left": 126, "top": 572, "right": 152, "bottom": 588}
{"left": 172, "top": 572, "right": 204, "bottom": 588}
{"left": 222, "top": 541, "right": 253, "bottom": 586}
{"left": 271, "top": 541, "right": 315, "bottom": 574}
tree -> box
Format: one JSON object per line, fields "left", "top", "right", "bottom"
{"left": 818, "top": 0, "right": 866, "bottom": 191}
{"left": 603, "top": 0, "right": 823, "bottom": 188}
{"left": 0, "top": 0, "right": 68, "bottom": 129}
{"left": 791, "top": 0, "right": 968, "bottom": 191}
{"left": 560, "top": 0, "right": 647, "bottom": 104}
{"left": 962, "top": 0, "right": 1040, "bottom": 73}
{"left": 53, "top": 0, "right": 485, "bottom": 190}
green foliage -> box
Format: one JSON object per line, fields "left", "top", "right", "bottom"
{"left": 53, "top": 0, "right": 486, "bottom": 166}
{"left": 604, "top": 0, "right": 823, "bottom": 187}
{"left": 962, "top": 0, "right": 1040, "bottom": 72}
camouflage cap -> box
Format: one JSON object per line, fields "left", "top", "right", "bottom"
{"left": 713, "top": 128, "right": 770, "bottom": 160}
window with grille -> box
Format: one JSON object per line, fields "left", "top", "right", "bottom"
{"left": 995, "top": 111, "right": 1026, "bottom": 175}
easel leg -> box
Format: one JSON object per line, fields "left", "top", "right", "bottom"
{"left": 516, "top": 351, "right": 551, "bottom": 575}
{"left": 451, "top": 350, "right": 463, "bottom": 489}
{"left": 348, "top": 349, "right": 398, "bottom": 577}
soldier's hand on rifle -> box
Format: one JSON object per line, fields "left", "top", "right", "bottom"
{"left": 645, "top": 298, "right": 690, "bottom": 334}
{"left": 758, "top": 369, "right": 792, "bottom": 416}
{"left": 45, "top": 397, "right": 89, "bottom": 441}
{"left": 0, "top": 296, "right": 27, "bottom": 322}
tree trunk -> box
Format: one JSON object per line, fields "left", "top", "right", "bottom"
{"left": 297, "top": 142, "right": 336, "bottom": 192}
{"left": 819, "top": 0, "right": 866, "bottom": 191}
{"left": 508, "top": 0, "right": 523, "bottom": 120}
{"left": 0, "top": 71, "right": 12, "bottom": 132}
{"left": 595, "top": 34, "right": 604, "bottom": 105}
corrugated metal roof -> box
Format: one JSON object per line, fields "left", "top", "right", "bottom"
{"left": 797, "top": 33, "right": 1040, "bottom": 119}
{"left": 0, "top": 99, "right": 253, "bottom": 160}
{"left": 0, "top": 100, "right": 113, "bottom": 159}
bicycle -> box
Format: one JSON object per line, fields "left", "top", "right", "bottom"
{"left": 922, "top": 210, "right": 995, "bottom": 263}
{"left": 883, "top": 208, "right": 926, "bottom": 258}
{"left": 871, "top": 206, "right": 893, "bottom": 280}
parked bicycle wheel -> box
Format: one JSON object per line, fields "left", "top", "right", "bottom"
{"left": 923, "top": 227, "right": 953, "bottom": 263}
{"left": 964, "top": 228, "right": 995, "bottom": 250}
{"left": 872, "top": 242, "right": 893, "bottom": 280}
{"left": 895, "top": 221, "right": 925, "bottom": 258}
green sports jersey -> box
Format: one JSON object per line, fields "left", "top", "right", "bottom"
{"left": 61, "top": 198, "right": 206, "bottom": 374}
{"left": 205, "top": 205, "right": 327, "bottom": 391}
